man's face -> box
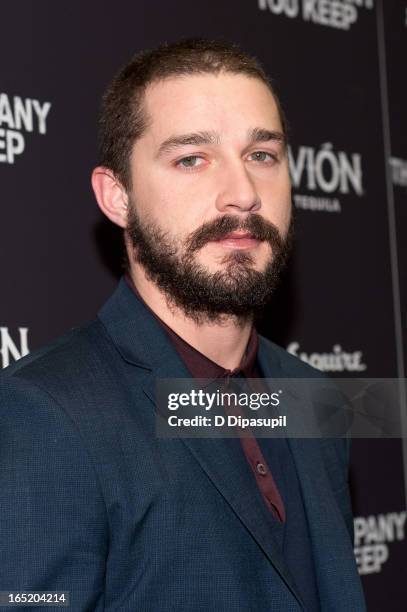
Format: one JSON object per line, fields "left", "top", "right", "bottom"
{"left": 126, "top": 72, "right": 292, "bottom": 321}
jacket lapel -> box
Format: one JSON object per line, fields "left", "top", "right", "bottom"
{"left": 258, "top": 337, "right": 367, "bottom": 611}
{"left": 98, "top": 279, "right": 305, "bottom": 610}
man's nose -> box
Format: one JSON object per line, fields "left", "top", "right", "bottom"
{"left": 215, "top": 160, "right": 261, "bottom": 214}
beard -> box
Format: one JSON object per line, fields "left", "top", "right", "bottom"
{"left": 126, "top": 201, "right": 293, "bottom": 323}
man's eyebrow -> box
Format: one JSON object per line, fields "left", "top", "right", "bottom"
{"left": 156, "top": 127, "right": 286, "bottom": 158}
{"left": 156, "top": 131, "right": 220, "bottom": 157}
{"left": 247, "top": 127, "right": 286, "bottom": 149}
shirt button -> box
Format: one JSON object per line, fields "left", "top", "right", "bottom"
{"left": 256, "top": 462, "right": 268, "bottom": 476}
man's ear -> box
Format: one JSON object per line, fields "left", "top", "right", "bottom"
{"left": 91, "top": 167, "right": 128, "bottom": 228}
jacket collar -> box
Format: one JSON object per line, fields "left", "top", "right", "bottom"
{"left": 98, "top": 277, "right": 285, "bottom": 376}
{"left": 98, "top": 276, "right": 190, "bottom": 372}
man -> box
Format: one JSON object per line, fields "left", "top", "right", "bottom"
{"left": 0, "top": 40, "right": 365, "bottom": 610}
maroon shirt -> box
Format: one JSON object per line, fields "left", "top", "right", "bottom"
{"left": 125, "top": 275, "right": 286, "bottom": 523}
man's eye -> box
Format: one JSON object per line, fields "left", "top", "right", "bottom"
{"left": 176, "top": 155, "right": 204, "bottom": 169}
{"left": 248, "top": 151, "right": 276, "bottom": 163}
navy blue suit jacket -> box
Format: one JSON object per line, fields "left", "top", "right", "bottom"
{"left": 0, "top": 278, "right": 366, "bottom": 611}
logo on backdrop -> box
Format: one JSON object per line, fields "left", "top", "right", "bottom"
{"left": 354, "top": 512, "right": 406, "bottom": 575}
{"left": 288, "top": 143, "right": 364, "bottom": 213}
{"left": 0, "top": 327, "right": 29, "bottom": 368}
{"left": 287, "top": 342, "right": 367, "bottom": 372}
{"left": 0, "top": 93, "right": 51, "bottom": 164}
{"left": 389, "top": 156, "right": 407, "bottom": 189}
{"left": 258, "top": 0, "right": 374, "bottom": 30}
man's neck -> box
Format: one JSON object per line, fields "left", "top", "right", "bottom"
{"left": 128, "top": 268, "right": 253, "bottom": 371}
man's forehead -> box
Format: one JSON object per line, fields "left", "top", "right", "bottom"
{"left": 141, "top": 73, "right": 282, "bottom": 141}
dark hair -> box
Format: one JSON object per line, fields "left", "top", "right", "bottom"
{"left": 97, "top": 38, "right": 288, "bottom": 191}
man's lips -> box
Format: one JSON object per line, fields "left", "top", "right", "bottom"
{"left": 211, "top": 231, "right": 261, "bottom": 249}
{"left": 222, "top": 231, "right": 253, "bottom": 239}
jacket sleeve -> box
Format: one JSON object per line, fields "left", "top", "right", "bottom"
{"left": 321, "top": 436, "right": 356, "bottom": 544}
{"left": 0, "top": 375, "right": 108, "bottom": 611}
{"left": 343, "top": 436, "right": 355, "bottom": 544}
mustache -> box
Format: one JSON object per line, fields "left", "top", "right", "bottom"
{"left": 185, "top": 214, "right": 284, "bottom": 253}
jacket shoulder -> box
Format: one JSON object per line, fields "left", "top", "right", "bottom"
{"left": 0, "top": 317, "right": 135, "bottom": 450}
{"left": 258, "top": 334, "right": 325, "bottom": 378}
{"left": 1, "top": 319, "right": 110, "bottom": 385}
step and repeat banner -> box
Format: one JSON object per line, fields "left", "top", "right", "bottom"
{"left": 0, "top": 0, "right": 405, "bottom": 608}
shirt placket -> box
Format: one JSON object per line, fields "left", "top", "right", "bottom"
{"left": 222, "top": 374, "right": 286, "bottom": 523}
